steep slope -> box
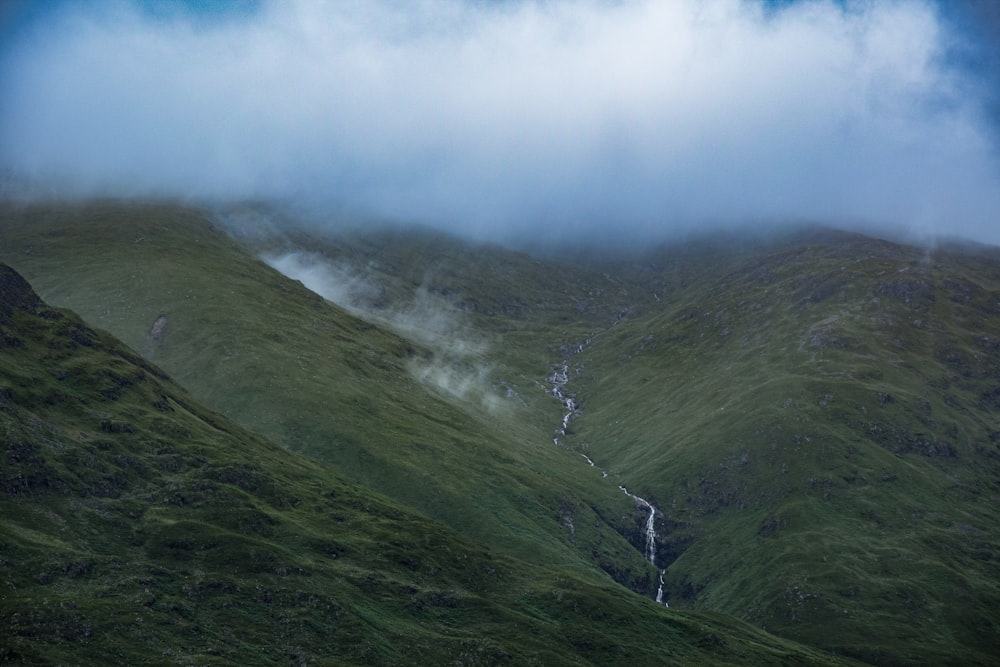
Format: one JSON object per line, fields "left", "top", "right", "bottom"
{"left": 0, "top": 263, "right": 860, "bottom": 665}
{"left": 0, "top": 201, "right": 657, "bottom": 594}
{"left": 564, "top": 232, "right": 1000, "bottom": 665}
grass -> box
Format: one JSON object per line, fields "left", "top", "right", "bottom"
{"left": 565, "top": 232, "right": 1000, "bottom": 665}
{"left": 3, "top": 199, "right": 1000, "bottom": 664}
{"left": 0, "top": 260, "right": 856, "bottom": 665}
{"left": 0, "top": 200, "right": 654, "bottom": 589}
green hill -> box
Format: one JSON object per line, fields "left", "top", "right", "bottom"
{"left": 0, "top": 200, "right": 655, "bottom": 592}
{"left": 227, "top": 216, "right": 1000, "bottom": 664}
{"left": 0, "top": 262, "right": 855, "bottom": 665}
{"left": 2, "top": 199, "right": 999, "bottom": 665}
{"left": 563, "top": 232, "right": 1000, "bottom": 665}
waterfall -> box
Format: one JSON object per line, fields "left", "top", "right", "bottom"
{"left": 547, "top": 346, "right": 668, "bottom": 607}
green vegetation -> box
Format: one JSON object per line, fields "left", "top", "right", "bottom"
{"left": 570, "top": 232, "right": 1000, "bottom": 665}
{"left": 2, "top": 200, "right": 998, "bottom": 664}
{"left": 0, "top": 262, "right": 854, "bottom": 665}
{"left": 0, "top": 201, "right": 654, "bottom": 590}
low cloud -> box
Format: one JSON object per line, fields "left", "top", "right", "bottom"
{"left": 263, "top": 250, "right": 500, "bottom": 408}
{"left": 262, "top": 251, "right": 385, "bottom": 316}
{"left": 1, "top": 0, "right": 999, "bottom": 245}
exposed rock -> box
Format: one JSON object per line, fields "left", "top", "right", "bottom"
{"left": 0, "top": 264, "right": 42, "bottom": 323}
{"left": 876, "top": 277, "right": 935, "bottom": 310}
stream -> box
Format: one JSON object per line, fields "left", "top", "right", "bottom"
{"left": 547, "top": 347, "right": 668, "bottom": 607}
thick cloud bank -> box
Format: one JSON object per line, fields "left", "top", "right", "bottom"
{"left": 1, "top": 0, "right": 998, "bottom": 244}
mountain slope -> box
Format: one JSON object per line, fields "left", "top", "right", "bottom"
{"left": 3, "top": 199, "right": 999, "bottom": 665}
{"left": 0, "top": 200, "right": 658, "bottom": 594}
{"left": 0, "top": 263, "right": 859, "bottom": 665}
{"left": 564, "top": 232, "right": 1000, "bottom": 665}
{"left": 223, "top": 220, "right": 1000, "bottom": 665}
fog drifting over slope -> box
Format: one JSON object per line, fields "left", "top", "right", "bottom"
{"left": 262, "top": 249, "right": 502, "bottom": 410}
{"left": 1, "top": 0, "right": 999, "bottom": 245}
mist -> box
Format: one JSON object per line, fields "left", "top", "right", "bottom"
{"left": 263, "top": 250, "right": 503, "bottom": 409}
{"left": 1, "top": 0, "right": 999, "bottom": 246}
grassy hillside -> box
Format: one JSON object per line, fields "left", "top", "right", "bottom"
{"left": 227, "top": 220, "right": 1000, "bottom": 665}
{"left": 567, "top": 232, "right": 1000, "bottom": 665}
{"left": 1, "top": 262, "right": 861, "bottom": 665}
{"left": 0, "top": 201, "right": 657, "bottom": 593}
{"left": 3, "top": 199, "right": 999, "bottom": 665}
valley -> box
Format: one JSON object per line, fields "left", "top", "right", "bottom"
{"left": 545, "top": 342, "right": 668, "bottom": 607}
{"left": 2, "top": 199, "right": 999, "bottom": 665}
{"left": 3, "top": 260, "right": 838, "bottom": 665}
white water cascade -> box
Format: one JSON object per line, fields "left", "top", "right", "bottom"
{"left": 619, "top": 486, "right": 668, "bottom": 606}
{"left": 546, "top": 345, "right": 668, "bottom": 607}
{"left": 547, "top": 363, "right": 579, "bottom": 446}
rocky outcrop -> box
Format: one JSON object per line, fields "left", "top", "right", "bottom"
{"left": 0, "top": 264, "right": 41, "bottom": 323}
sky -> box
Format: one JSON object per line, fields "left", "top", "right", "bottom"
{"left": 1, "top": 0, "right": 999, "bottom": 246}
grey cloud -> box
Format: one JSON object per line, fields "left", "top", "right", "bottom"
{"left": 1, "top": 0, "right": 998, "bottom": 245}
